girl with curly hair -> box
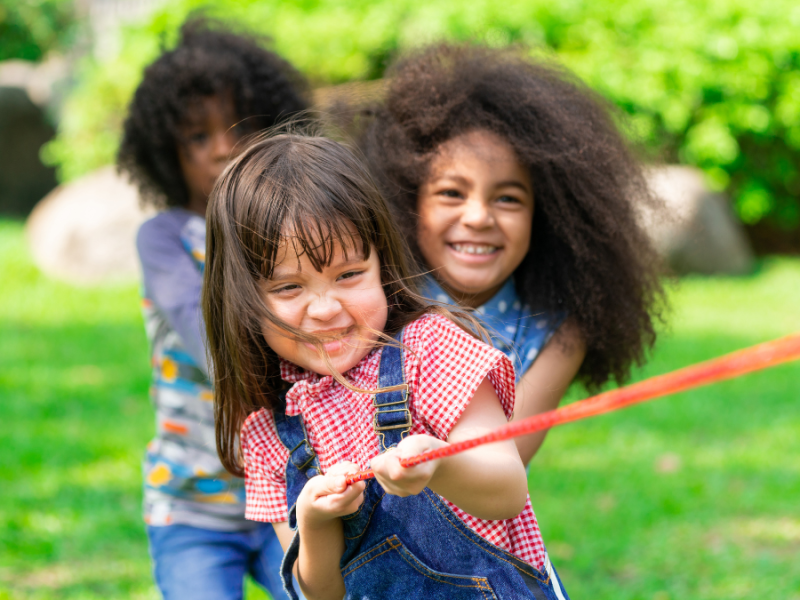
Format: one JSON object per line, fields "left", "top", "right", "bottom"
{"left": 361, "top": 44, "right": 665, "bottom": 464}
{"left": 117, "top": 17, "right": 307, "bottom": 600}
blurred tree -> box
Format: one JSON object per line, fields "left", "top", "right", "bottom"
{"left": 42, "top": 0, "right": 800, "bottom": 234}
{"left": 0, "top": 0, "right": 77, "bottom": 61}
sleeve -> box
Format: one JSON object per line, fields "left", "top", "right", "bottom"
{"left": 136, "top": 216, "right": 209, "bottom": 375}
{"left": 515, "top": 311, "right": 567, "bottom": 379}
{"left": 405, "top": 314, "right": 517, "bottom": 441}
{"left": 241, "top": 410, "right": 291, "bottom": 523}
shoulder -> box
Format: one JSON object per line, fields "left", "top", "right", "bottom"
{"left": 242, "top": 409, "right": 278, "bottom": 449}
{"left": 136, "top": 208, "right": 202, "bottom": 248}
{"left": 404, "top": 312, "right": 504, "bottom": 363}
{"left": 403, "top": 312, "right": 474, "bottom": 345}
{"left": 539, "top": 317, "right": 586, "bottom": 365}
{"left": 242, "top": 409, "right": 293, "bottom": 474}
{"left": 136, "top": 210, "right": 189, "bottom": 255}
{"left": 402, "top": 313, "right": 517, "bottom": 438}
{"left": 137, "top": 209, "right": 188, "bottom": 238}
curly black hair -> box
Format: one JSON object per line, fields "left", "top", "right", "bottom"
{"left": 360, "top": 43, "right": 665, "bottom": 390}
{"left": 118, "top": 17, "right": 309, "bottom": 208}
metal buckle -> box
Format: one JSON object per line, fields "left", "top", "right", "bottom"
{"left": 372, "top": 407, "right": 412, "bottom": 431}
{"left": 290, "top": 439, "right": 316, "bottom": 470}
{"left": 371, "top": 384, "right": 409, "bottom": 406}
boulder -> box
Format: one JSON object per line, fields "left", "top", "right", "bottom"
{"left": 641, "top": 166, "right": 755, "bottom": 275}
{"left": 26, "top": 166, "right": 154, "bottom": 284}
{"left": 0, "top": 85, "right": 58, "bottom": 216}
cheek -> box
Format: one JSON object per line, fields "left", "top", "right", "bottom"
{"left": 260, "top": 324, "right": 290, "bottom": 358}
{"left": 259, "top": 300, "right": 303, "bottom": 350}
{"left": 416, "top": 200, "right": 448, "bottom": 262}
{"left": 501, "top": 213, "right": 533, "bottom": 258}
{"left": 355, "top": 286, "right": 389, "bottom": 333}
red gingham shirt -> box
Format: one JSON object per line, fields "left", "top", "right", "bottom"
{"left": 241, "top": 314, "right": 546, "bottom": 569}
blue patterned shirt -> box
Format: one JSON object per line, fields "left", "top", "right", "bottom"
{"left": 422, "top": 277, "right": 564, "bottom": 382}
{"left": 137, "top": 209, "right": 251, "bottom": 531}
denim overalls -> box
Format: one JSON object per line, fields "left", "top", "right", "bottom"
{"left": 273, "top": 339, "right": 570, "bottom": 600}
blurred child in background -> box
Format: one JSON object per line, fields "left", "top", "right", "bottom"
{"left": 118, "top": 18, "right": 308, "bottom": 600}
{"left": 361, "top": 44, "right": 664, "bottom": 464}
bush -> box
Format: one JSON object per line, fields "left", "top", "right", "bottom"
{"left": 43, "top": 0, "right": 800, "bottom": 229}
{"left": 0, "top": 0, "right": 77, "bottom": 61}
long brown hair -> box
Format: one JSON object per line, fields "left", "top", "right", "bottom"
{"left": 203, "top": 133, "right": 469, "bottom": 476}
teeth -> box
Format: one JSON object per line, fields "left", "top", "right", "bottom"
{"left": 451, "top": 243, "right": 498, "bottom": 255}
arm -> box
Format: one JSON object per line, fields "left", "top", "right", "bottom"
{"left": 277, "top": 462, "right": 365, "bottom": 600}
{"left": 137, "top": 217, "right": 209, "bottom": 374}
{"left": 513, "top": 319, "right": 586, "bottom": 465}
{"left": 370, "top": 377, "right": 528, "bottom": 520}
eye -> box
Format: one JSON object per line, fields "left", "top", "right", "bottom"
{"left": 271, "top": 283, "right": 300, "bottom": 294}
{"left": 496, "top": 195, "right": 522, "bottom": 205}
{"left": 338, "top": 270, "right": 364, "bottom": 281}
{"left": 439, "top": 189, "right": 463, "bottom": 199}
{"left": 187, "top": 131, "right": 209, "bottom": 145}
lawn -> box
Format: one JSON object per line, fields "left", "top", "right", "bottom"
{"left": 1, "top": 218, "right": 798, "bottom": 599}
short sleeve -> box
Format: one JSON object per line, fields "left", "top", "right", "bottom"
{"left": 514, "top": 312, "right": 566, "bottom": 379}
{"left": 404, "top": 315, "right": 517, "bottom": 440}
{"left": 241, "top": 410, "right": 290, "bottom": 523}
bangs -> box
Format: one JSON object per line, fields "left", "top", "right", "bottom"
{"left": 265, "top": 209, "right": 372, "bottom": 278}
{"left": 226, "top": 137, "right": 382, "bottom": 281}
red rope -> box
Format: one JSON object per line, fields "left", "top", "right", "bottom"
{"left": 345, "top": 332, "right": 800, "bottom": 485}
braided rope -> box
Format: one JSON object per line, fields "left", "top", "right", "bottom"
{"left": 345, "top": 332, "right": 800, "bottom": 485}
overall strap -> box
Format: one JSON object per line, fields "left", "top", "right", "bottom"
{"left": 272, "top": 395, "right": 321, "bottom": 600}
{"left": 272, "top": 399, "right": 320, "bottom": 531}
{"left": 373, "top": 332, "right": 412, "bottom": 452}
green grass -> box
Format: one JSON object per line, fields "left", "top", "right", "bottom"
{"left": 1, "top": 218, "right": 798, "bottom": 599}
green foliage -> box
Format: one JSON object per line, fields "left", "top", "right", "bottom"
{"left": 44, "top": 0, "right": 800, "bottom": 229}
{"left": 0, "top": 0, "right": 77, "bottom": 61}
{"left": 2, "top": 218, "right": 800, "bottom": 597}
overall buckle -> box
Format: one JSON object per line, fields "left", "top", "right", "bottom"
{"left": 289, "top": 439, "right": 316, "bottom": 470}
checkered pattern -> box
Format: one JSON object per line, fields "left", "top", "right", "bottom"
{"left": 241, "top": 313, "right": 546, "bottom": 569}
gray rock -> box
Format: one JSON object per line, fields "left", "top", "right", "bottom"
{"left": 0, "top": 85, "right": 58, "bottom": 216}
{"left": 26, "top": 166, "right": 154, "bottom": 284}
{"left": 641, "top": 166, "right": 755, "bottom": 275}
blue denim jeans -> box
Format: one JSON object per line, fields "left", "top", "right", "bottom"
{"left": 147, "top": 522, "right": 289, "bottom": 600}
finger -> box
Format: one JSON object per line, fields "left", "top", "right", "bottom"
{"left": 327, "top": 461, "right": 360, "bottom": 477}
{"left": 310, "top": 472, "right": 350, "bottom": 497}
{"left": 316, "top": 483, "right": 366, "bottom": 513}
{"left": 369, "top": 449, "right": 398, "bottom": 476}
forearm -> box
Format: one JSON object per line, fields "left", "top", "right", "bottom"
{"left": 429, "top": 444, "right": 528, "bottom": 520}
{"left": 296, "top": 516, "right": 346, "bottom": 600}
{"left": 291, "top": 462, "right": 365, "bottom": 600}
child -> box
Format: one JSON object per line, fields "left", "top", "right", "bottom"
{"left": 117, "top": 18, "right": 308, "bottom": 600}
{"left": 360, "top": 44, "right": 664, "bottom": 463}
{"left": 203, "top": 133, "right": 570, "bottom": 600}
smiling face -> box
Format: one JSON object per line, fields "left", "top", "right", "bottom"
{"left": 259, "top": 232, "right": 389, "bottom": 376}
{"left": 416, "top": 129, "right": 534, "bottom": 308}
{"left": 177, "top": 94, "right": 243, "bottom": 215}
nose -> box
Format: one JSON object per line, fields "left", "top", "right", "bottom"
{"left": 460, "top": 197, "right": 494, "bottom": 230}
{"left": 306, "top": 293, "right": 343, "bottom": 322}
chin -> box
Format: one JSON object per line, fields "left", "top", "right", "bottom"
{"left": 325, "top": 355, "right": 361, "bottom": 376}
{"left": 449, "top": 278, "right": 496, "bottom": 295}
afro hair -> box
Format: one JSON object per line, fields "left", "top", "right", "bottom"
{"left": 360, "top": 43, "right": 666, "bottom": 390}
{"left": 118, "top": 17, "right": 309, "bottom": 208}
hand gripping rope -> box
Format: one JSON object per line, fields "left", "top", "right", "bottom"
{"left": 345, "top": 332, "right": 800, "bottom": 485}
